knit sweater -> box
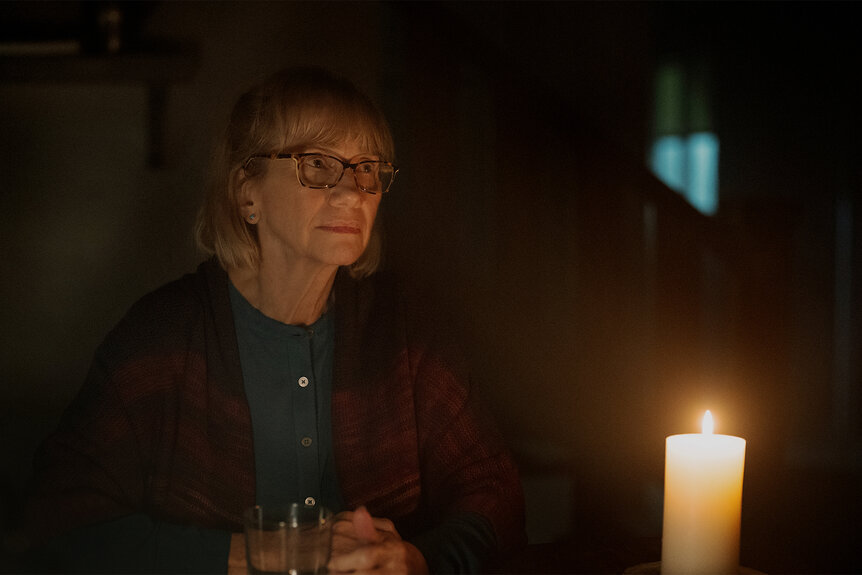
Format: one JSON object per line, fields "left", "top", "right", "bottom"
{"left": 23, "top": 260, "right": 526, "bottom": 572}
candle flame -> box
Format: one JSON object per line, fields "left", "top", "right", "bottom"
{"left": 702, "top": 410, "right": 714, "bottom": 434}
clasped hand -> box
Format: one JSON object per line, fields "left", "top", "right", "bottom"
{"left": 228, "top": 506, "right": 428, "bottom": 575}
{"left": 328, "top": 506, "right": 428, "bottom": 575}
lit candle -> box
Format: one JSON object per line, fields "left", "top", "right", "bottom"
{"left": 661, "top": 411, "right": 746, "bottom": 575}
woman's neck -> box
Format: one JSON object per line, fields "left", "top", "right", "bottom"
{"left": 228, "top": 258, "right": 337, "bottom": 326}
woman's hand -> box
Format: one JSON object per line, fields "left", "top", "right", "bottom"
{"left": 327, "top": 506, "right": 429, "bottom": 575}
{"left": 227, "top": 532, "right": 248, "bottom": 575}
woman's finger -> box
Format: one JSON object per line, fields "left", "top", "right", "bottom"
{"left": 328, "top": 541, "right": 383, "bottom": 573}
{"left": 352, "top": 506, "right": 380, "bottom": 543}
{"left": 333, "top": 508, "right": 399, "bottom": 539}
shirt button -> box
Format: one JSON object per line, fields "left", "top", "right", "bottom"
{"left": 304, "top": 496, "right": 316, "bottom": 507}
{"left": 298, "top": 376, "right": 309, "bottom": 388}
{"left": 301, "top": 437, "right": 313, "bottom": 447}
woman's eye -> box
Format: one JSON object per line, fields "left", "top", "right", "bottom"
{"left": 307, "top": 157, "right": 326, "bottom": 169}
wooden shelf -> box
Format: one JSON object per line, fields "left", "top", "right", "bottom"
{"left": 0, "top": 35, "right": 200, "bottom": 81}
{"left": 0, "top": 45, "right": 199, "bottom": 84}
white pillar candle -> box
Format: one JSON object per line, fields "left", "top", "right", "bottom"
{"left": 661, "top": 411, "right": 746, "bottom": 575}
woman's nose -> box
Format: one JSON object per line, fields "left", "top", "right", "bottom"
{"left": 326, "top": 176, "right": 363, "bottom": 208}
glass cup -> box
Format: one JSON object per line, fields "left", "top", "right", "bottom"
{"left": 244, "top": 503, "right": 333, "bottom": 575}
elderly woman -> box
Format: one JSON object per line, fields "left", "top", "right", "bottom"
{"left": 20, "top": 67, "right": 525, "bottom": 574}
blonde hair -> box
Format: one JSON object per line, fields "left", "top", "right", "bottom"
{"left": 195, "top": 67, "right": 395, "bottom": 278}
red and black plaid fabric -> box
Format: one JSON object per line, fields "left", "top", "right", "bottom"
{"left": 24, "top": 260, "right": 526, "bottom": 553}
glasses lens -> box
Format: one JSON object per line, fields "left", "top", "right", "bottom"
{"left": 355, "top": 161, "right": 395, "bottom": 193}
{"left": 298, "top": 154, "right": 342, "bottom": 188}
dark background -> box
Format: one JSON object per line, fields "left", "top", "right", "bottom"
{"left": 1, "top": 2, "right": 859, "bottom": 573}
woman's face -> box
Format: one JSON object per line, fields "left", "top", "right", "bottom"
{"left": 242, "top": 139, "right": 382, "bottom": 271}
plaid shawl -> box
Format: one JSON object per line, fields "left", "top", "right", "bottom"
{"left": 24, "top": 260, "right": 525, "bottom": 555}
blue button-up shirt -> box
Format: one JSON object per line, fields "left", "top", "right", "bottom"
{"left": 229, "top": 281, "right": 342, "bottom": 512}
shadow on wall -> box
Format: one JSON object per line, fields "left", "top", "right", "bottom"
{"left": 380, "top": 5, "right": 862, "bottom": 573}
{"left": 381, "top": 1, "right": 716, "bottom": 548}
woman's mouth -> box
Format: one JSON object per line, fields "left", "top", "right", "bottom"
{"left": 318, "top": 224, "right": 361, "bottom": 234}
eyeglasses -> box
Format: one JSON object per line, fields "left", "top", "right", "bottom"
{"left": 245, "top": 152, "right": 398, "bottom": 194}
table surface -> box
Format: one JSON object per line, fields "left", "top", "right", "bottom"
{"left": 494, "top": 538, "right": 768, "bottom": 575}
{"left": 623, "top": 561, "right": 765, "bottom": 574}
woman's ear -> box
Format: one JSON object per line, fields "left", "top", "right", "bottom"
{"left": 236, "top": 168, "right": 258, "bottom": 223}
